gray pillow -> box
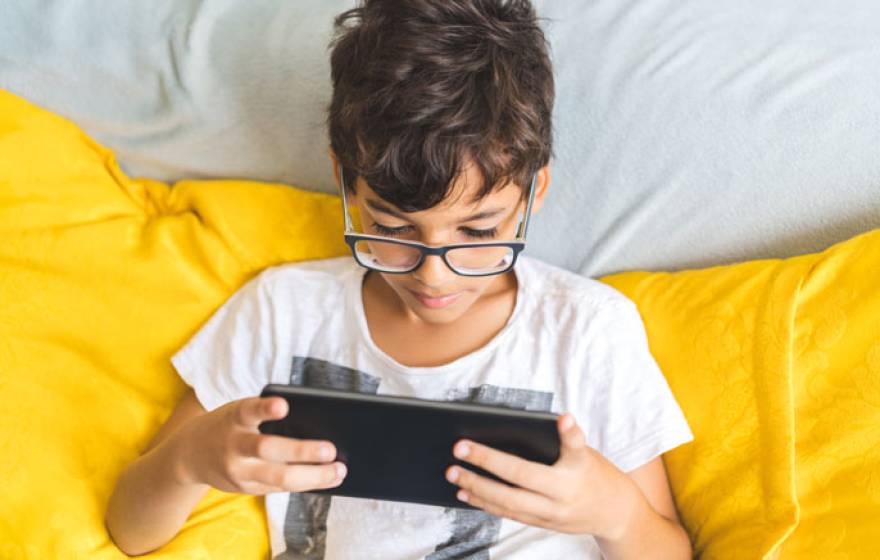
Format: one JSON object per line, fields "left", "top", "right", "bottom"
{"left": 2, "top": 0, "right": 878, "bottom": 276}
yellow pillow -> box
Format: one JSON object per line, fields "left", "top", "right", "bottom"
{"left": 602, "top": 229, "right": 880, "bottom": 559}
{"left": 780, "top": 232, "right": 880, "bottom": 559}
{"left": 0, "top": 89, "right": 347, "bottom": 558}
{"left": 3, "top": 88, "right": 878, "bottom": 559}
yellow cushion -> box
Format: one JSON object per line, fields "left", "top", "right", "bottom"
{"left": 0, "top": 89, "right": 348, "bottom": 558}
{"left": 2, "top": 88, "right": 878, "bottom": 559}
{"left": 781, "top": 234, "right": 880, "bottom": 559}
{"left": 602, "top": 229, "right": 880, "bottom": 559}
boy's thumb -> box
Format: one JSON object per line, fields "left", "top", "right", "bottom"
{"left": 558, "top": 413, "right": 588, "bottom": 456}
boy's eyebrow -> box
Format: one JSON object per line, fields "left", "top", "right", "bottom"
{"left": 365, "top": 199, "right": 407, "bottom": 219}
{"left": 460, "top": 208, "right": 505, "bottom": 222}
{"left": 365, "top": 198, "right": 506, "bottom": 222}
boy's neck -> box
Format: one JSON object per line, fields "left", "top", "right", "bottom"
{"left": 361, "top": 269, "right": 519, "bottom": 368}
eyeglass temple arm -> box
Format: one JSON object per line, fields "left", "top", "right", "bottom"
{"left": 338, "top": 164, "right": 355, "bottom": 232}
{"left": 516, "top": 173, "right": 538, "bottom": 239}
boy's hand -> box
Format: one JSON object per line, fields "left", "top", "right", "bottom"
{"left": 173, "top": 396, "right": 347, "bottom": 495}
{"left": 445, "top": 413, "right": 642, "bottom": 541}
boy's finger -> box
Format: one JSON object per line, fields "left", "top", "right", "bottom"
{"left": 234, "top": 396, "right": 288, "bottom": 428}
{"left": 238, "top": 481, "right": 288, "bottom": 497}
{"left": 452, "top": 440, "right": 551, "bottom": 493}
{"left": 241, "top": 434, "right": 336, "bottom": 464}
{"left": 446, "top": 465, "right": 554, "bottom": 521}
{"left": 557, "top": 414, "right": 588, "bottom": 457}
{"left": 247, "top": 461, "right": 347, "bottom": 493}
{"left": 458, "top": 489, "right": 551, "bottom": 530}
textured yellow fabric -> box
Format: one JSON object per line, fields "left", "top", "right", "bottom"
{"left": 0, "top": 90, "right": 348, "bottom": 558}
{"left": 779, "top": 234, "right": 880, "bottom": 559}
{"left": 2, "top": 88, "right": 878, "bottom": 559}
{"left": 603, "top": 230, "right": 880, "bottom": 559}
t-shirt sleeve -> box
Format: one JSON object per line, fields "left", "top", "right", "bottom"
{"left": 582, "top": 299, "right": 694, "bottom": 473}
{"left": 171, "top": 272, "right": 276, "bottom": 412}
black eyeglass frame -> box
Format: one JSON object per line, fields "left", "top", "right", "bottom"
{"left": 337, "top": 165, "right": 538, "bottom": 277}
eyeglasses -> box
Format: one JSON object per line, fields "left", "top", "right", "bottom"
{"left": 338, "top": 165, "right": 537, "bottom": 277}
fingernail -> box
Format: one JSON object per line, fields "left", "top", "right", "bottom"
{"left": 320, "top": 445, "right": 333, "bottom": 461}
{"left": 447, "top": 467, "right": 460, "bottom": 483}
{"left": 273, "top": 399, "right": 286, "bottom": 416}
{"left": 561, "top": 414, "right": 574, "bottom": 430}
{"left": 457, "top": 490, "right": 469, "bottom": 503}
{"left": 454, "top": 442, "right": 470, "bottom": 459}
{"left": 335, "top": 463, "right": 347, "bottom": 480}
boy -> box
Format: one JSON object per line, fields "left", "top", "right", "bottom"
{"left": 106, "top": 0, "right": 694, "bottom": 558}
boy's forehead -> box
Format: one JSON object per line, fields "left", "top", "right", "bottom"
{"left": 360, "top": 163, "right": 521, "bottom": 217}
{"left": 362, "top": 174, "right": 520, "bottom": 219}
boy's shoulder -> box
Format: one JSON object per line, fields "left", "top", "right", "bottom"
{"left": 252, "top": 256, "right": 359, "bottom": 300}
{"left": 262, "top": 255, "right": 358, "bottom": 278}
{"left": 516, "top": 256, "right": 639, "bottom": 324}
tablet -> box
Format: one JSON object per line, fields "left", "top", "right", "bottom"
{"left": 258, "top": 384, "right": 560, "bottom": 509}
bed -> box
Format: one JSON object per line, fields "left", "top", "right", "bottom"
{"left": 1, "top": 1, "right": 879, "bottom": 558}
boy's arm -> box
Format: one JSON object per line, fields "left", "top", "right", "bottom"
{"left": 594, "top": 457, "right": 692, "bottom": 559}
{"left": 105, "top": 388, "right": 347, "bottom": 556}
{"left": 625, "top": 456, "right": 681, "bottom": 524}
{"left": 105, "top": 389, "right": 211, "bottom": 556}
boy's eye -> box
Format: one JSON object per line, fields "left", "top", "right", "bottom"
{"left": 461, "top": 227, "right": 498, "bottom": 240}
{"left": 371, "top": 222, "right": 413, "bottom": 237}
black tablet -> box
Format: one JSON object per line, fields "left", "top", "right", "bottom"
{"left": 258, "top": 384, "right": 560, "bottom": 509}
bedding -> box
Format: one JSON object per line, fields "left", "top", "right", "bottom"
{"left": 604, "top": 229, "right": 880, "bottom": 558}
{"left": 0, "top": 89, "right": 347, "bottom": 558}
{"left": 2, "top": 0, "right": 879, "bottom": 277}
{"left": 2, "top": 89, "right": 879, "bottom": 558}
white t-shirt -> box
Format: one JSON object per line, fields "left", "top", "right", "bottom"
{"left": 172, "top": 256, "right": 692, "bottom": 559}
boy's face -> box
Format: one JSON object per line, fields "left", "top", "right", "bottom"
{"left": 337, "top": 161, "right": 549, "bottom": 326}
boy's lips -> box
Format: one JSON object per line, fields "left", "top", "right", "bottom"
{"left": 408, "top": 289, "right": 463, "bottom": 309}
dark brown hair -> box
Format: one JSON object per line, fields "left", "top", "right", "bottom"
{"left": 328, "top": 0, "right": 554, "bottom": 212}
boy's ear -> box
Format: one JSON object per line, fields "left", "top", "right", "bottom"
{"left": 530, "top": 165, "right": 551, "bottom": 215}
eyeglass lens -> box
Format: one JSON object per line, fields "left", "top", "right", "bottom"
{"left": 352, "top": 239, "right": 514, "bottom": 275}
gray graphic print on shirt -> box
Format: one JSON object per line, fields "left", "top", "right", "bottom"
{"left": 278, "top": 357, "right": 381, "bottom": 559}
{"left": 277, "top": 358, "right": 554, "bottom": 560}
{"left": 426, "top": 385, "right": 554, "bottom": 560}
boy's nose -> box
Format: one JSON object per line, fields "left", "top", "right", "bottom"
{"left": 412, "top": 254, "right": 454, "bottom": 288}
